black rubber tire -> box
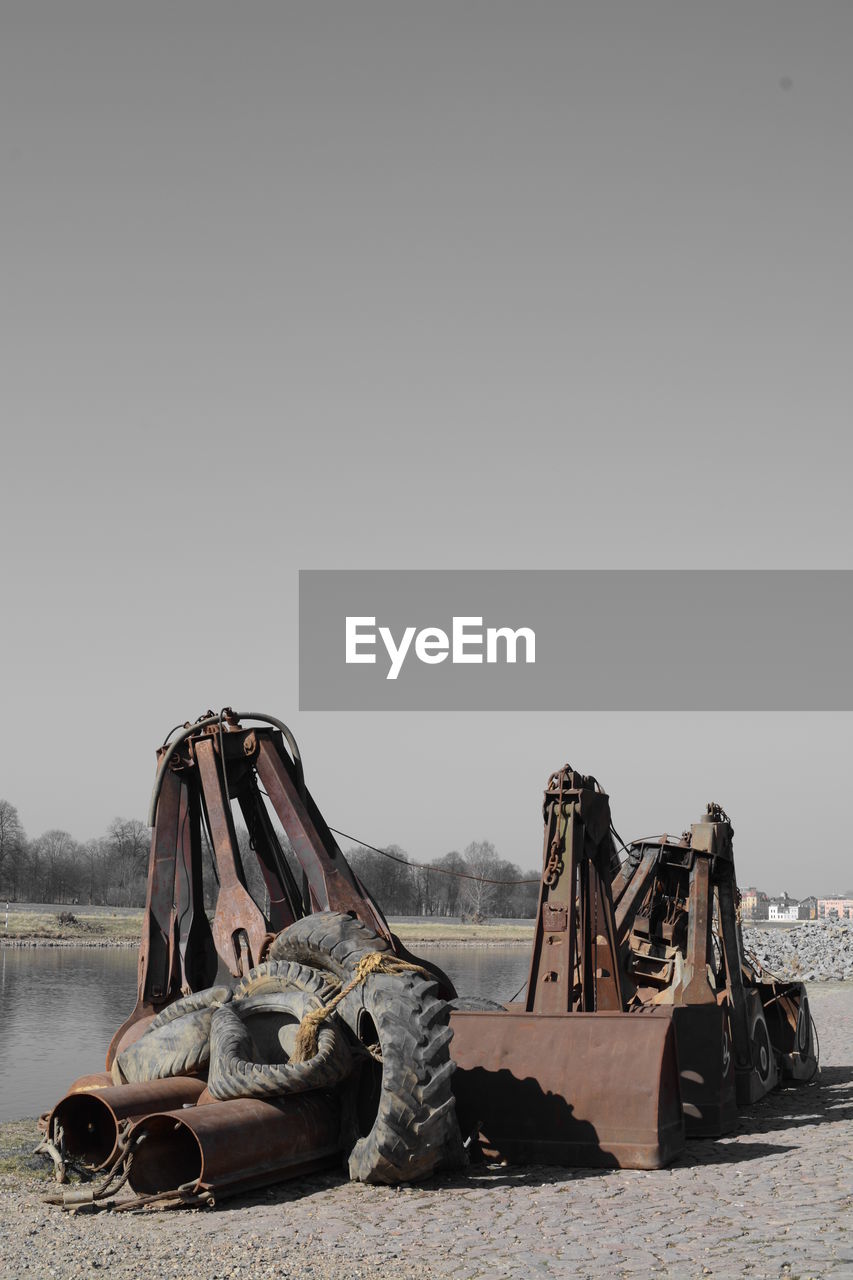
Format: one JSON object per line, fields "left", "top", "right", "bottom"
{"left": 796, "top": 997, "right": 812, "bottom": 1062}
{"left": 207, "top": 991, "right": 353, "bottom": 1101}
{"left": 116, "top": 1007, "right": 213, "bottom": 1083}
{"left": 752, "top": 1016, "right": 774, "bottom": 1085}
{"left": 147, "top": 984, "right": 233, "bottom": 1030}
{"left": 232, "top": 959, "right": 340, "bottom": 1006}
{"left": 230, "top": 991, "right": 317, "bottom": 1064}
{"left": 337, "top": 969, "right": 465, "bottom": 1184}
{"left": 268, "top": 912, "right": 390, "bottom": 982}
{"left": 449, "top": 996, "right": 505, "bottom": 1012}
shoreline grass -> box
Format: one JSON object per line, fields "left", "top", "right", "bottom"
{"left": 2, "top": 910, "right": 535, "bottom": 947}
{"left": 1, "top": 910, "right": 144, "bottom": 944}
{"left": 391, "top": 921, "right": 533, "bottom": 943}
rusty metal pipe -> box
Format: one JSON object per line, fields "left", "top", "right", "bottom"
{"left": 49, "top": 1077, "right": 207, "bottom": 1170}
{"left": 127, "top": 1093, "right": 342, "bottom": 1198}
{"left": 63, "top": 1072, "right": 114, "bottom": 1094}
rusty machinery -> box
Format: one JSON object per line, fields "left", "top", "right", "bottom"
{"left": 612, "top": 803, "right": 816, "bottom": 1136}
{"left": 449, "top": 766, "right": 685, "bottom": 1169}
{"left": 90, "top": 718, "right": 813, "bottom": 1191}
{"left": 108, "top": 710, "right": 451, "bottom": 1067}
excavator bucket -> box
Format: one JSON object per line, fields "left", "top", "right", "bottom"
{"left": 671, "top": 1003, "right": 737, "bottom": 1136}
{"left": 451, "top": 766, "right": 686, "bottom": 1170}
{"left": 451, "top": 1007, "right": 684, "bottom": 1169}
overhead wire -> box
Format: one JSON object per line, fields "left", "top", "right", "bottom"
{"left": 326, "top": 827, "right": 540, "bottom": 886}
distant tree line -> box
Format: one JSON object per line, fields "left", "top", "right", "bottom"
{"left": 344, "top": 840, "right": 539, "bottom": 919}
{"left": 0, "top": 799, "right": 540, "bottom": 919}
{"left": 0, "top": 799, "right": 151, "bottom": 907}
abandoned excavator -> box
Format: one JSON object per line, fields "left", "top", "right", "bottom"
{"left": 612, "top": 805, "right": 817, "bottom": 1135}
{"left": 38, "top": 711, "right": 817, "bottom": 1210}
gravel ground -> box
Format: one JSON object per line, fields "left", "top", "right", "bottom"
{"left": 1, "top": 985, "right": 851, "bottom": 1280}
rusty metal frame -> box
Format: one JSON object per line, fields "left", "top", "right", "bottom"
{"left": 451, "top": 765, "right": 685, "bottom": 1170}
{"left": 109, "top": 713, "right": 396, "bottom": 1066}
{"left": 614, "top": 803, "right": 811, "bottom": 1132}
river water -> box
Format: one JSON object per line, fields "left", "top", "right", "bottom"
{"left": 0, "top": 944, "right": 530, "bottom": 1122}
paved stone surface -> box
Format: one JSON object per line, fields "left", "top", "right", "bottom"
{"left": 1, "top": 986, "right": 851, "bottom": 1280}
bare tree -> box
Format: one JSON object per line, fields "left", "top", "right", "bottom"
{"left": 461, "top": 840, "right": 498, "bottom": 921}
{"left": 0, "top": 799, "right": 25, "bottom": 898}
{"left": 431, "top": 851, "right": 466, "bottom": 917}
{"left": 104, "top": 818, "right": 151, "bottom": 905}
{"left": 30, "top": 829, "right": 80, "bottom": 902}
{"left": 80, "top": 837, "right": 110, "bottom": 905}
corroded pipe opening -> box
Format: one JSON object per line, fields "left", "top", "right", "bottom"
{"left": 127, "top": 1095, "right": 343, "bottom": 1199}
{"left": 51, "top": 1093, "right": 118, "bottom": 1170}
{"left": 129, "top": 1116, "right": 203, "bottom": 1195}
{"left": 48, "top": 1078, "right": 206, "bottom": 1170}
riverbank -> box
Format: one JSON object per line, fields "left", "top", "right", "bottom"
{"left": 1, "top": 983, "right": 850, "bottom": 1280}
{"left": 0, "top": 910, "right": 535, "bottom": 948}
{"left": 7, "top": 913, "right": 853, "bottom": 970}
{"left": 1, "top": 909, "right": 142, "bottom": 945}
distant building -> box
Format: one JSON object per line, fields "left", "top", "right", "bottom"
{"left": 768, "top": 901, "right": 800, "bottom": 922}
{"left": 818, "top": 897, "right": 853, "bottom": 920}
{"left": 798, "top": 895, "right": 818, "bottom": 920}
{"left": 741, "top": 887, "right": 769, "bottom": 920}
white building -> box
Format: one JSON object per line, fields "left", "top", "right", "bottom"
{"left": 768, "top": 902, "right": 800, "bottom": 922}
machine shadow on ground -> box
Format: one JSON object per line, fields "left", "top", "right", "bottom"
{"left": 723, "top": 1066, "right": 853, "bottom": 1136}
{"left": 217, "top": 1064, "right": 853, "bottom": 1210}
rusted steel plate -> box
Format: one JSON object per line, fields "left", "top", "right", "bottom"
{"left": 48, "top": 1077, "right": 207, "bottom": 1170}
{"left": 254, "top": 736, "right": 391, "bottom": 939}
{"left": 127, "top": 1093, "right": 342, "bottom": 1198}
{"left": 106, "top": 770, "right": 184, "bottom": 1067}
{"left": 195, "top": 736, "right": 269, "bottom": 975}
{"left": 672, "top": 1003, "right": 737, "bottom": 1136}
{"left": 450, "top": 1009, "right": 684, "bottom": 1169}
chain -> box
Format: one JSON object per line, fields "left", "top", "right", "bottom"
{"left": 543, "top": 770, "right": 565, "bottom": 888}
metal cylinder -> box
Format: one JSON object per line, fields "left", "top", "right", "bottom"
{"left": 127, "top": 1093, "right": 342, "bottom": 1198}
{"left": 64, "top": 1072, "right": 115, "bottom": 1094}
{"left": 49, "top": 1077, "right": 207, "bottom": 1170}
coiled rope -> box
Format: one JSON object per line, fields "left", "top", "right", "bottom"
{"left": 292, "top": 952, "right": 430, "bottom": 1063}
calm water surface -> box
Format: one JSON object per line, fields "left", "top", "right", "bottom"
{"left": 0, "top": 944, "right": 529, "bottom": 1121}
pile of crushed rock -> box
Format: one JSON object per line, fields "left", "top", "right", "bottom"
{"left": 743, "top": 919, "right": 853, "bottom": 983}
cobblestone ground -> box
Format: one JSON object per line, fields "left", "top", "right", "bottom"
{"left": 1, "top": 986, "right": 850, "bottom": 1280}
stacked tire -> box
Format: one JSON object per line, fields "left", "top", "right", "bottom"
{"left": 270, "top": 912, "right": 465, "bottom": 1183}
{"left": 115, "top": 911, "right": 464, "bottom": 1185}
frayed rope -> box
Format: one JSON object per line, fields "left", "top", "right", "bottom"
{"left": 291, "top": 952, "right": 430, "bottom": 1064}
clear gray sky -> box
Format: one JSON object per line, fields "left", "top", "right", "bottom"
{"left": 1, "top": 2, "right": 850, "bottom": 897}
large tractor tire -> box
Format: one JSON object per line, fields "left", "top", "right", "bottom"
{"left": 338, "top": 968, "right": 465, "bottom": 1184}
{"left": 268, "top": 912, "right": 391, "bottom": 982}
{"left": 263, "top": 914, "right": 465, "bottom": 1181}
